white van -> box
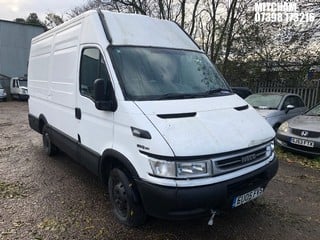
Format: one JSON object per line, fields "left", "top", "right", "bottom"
{"left": 28, "top": 10, "right": 278, "bottom": 226}
{"left": 10, "top": 77, "right": 29, "bottom": 100}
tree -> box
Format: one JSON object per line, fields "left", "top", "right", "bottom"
{"left": 25, "top": 13, "right": 44, "bottom": 26}
{"left": 14, "top": 18, "right": 26, "bottom": 23}
{"left": 45, "top": 13, "right": 64, "bottom": 29}
{"left": 67, "top": 0, "right": 320, "bottom": 86}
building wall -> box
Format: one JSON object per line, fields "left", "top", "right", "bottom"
{"left": 0, "top": 20, "right": 45, "bottom": 78}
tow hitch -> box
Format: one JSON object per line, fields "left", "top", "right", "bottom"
{"left": 208, "top": 210, "right": 217, "bottom": 226}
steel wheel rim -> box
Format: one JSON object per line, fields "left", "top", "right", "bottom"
{"left": 112, "top": 178, "right": 128, "bottom": 218}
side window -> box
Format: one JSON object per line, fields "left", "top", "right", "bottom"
{"left": 282, "top": 96, "right": 304, "bottom": 109}
{"left": 282, "top": 96, "right": 293, "bottom": 109}
{"left": 79, "top": 47, "right": 109, "bottom": 100}
{"left": 294, "top": 97, "right": 305, "bottom": 107}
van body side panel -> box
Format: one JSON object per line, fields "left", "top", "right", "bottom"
{"left": 28, "top": 36, "right": 52, "bottom": 99}
{"left": 48, "top": 22, "right": 81, "bottom": 140}
{"left": 44, "top": 122, "right": 100, "bottom": 175}
{"left": 29, "top": 22, "right": 82, "bottom": 144}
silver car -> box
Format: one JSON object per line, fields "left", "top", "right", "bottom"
{"left": 276, "top": 103, "right": 320, "bottom": 156}
{"left": 0, "top": 82, "right": 7, "bottom": 101}
{"left": 245, "top": 93, "right": 307, "bottom": 129}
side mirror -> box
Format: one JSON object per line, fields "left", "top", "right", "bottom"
{"left": 285, "top": 104, "right": 295, "bottom": 113}
{"left": 94, "top": 78, "right": 117, "bottom": 111}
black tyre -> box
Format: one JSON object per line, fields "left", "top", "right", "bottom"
{"left": 108, "top": 168, "right": 146, "bottom": 226}
{"left": 42, "top": 125, "right": 58, "bottom": 156}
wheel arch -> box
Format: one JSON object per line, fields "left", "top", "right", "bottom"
{"left": 38, "top": 114, "right": 48, "bottom": 134}
{"left": 99, "top": 149, "right": 140, "bottom": 185}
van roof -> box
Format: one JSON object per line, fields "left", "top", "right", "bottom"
{"left": 102, "top": 11, "right": 199, "bottom": 50}
{"left": 32, "top": 10, "right": 200, "bottom": 51}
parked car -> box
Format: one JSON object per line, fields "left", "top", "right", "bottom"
{"left": 231, "top": 87, "right": 252, "bottom": 99}
{"left": 276, "top": 103, "right": 320, "bottom": 156}
{"left": 0, "top": 82, "right": 7, "bottom": 101}
{"left": 245, "top": 93, "right": 307, "bottom": 129}
{"left": 10, "top": 77, "right": 28, "bottom": 100}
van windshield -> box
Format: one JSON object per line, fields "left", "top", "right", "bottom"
{"left": 19, "top": 79, "right": 27, "bottom": 87}
{"left": 110, "top": 47, "right": 231, "bottom": 101}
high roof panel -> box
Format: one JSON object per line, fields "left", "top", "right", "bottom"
{"left": 103, "top": 11, "right": 199, "bottom": 51}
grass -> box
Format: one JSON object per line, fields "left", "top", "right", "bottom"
{"left": 0, "top": 181, "right": 27, "bottom": 199}
{"left": 276, "top": 147, "right": 320, "bottom": 170}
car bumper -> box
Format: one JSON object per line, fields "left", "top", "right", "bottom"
{"left": 135, "top": 157, "right": 278, "bottom": 220}
{"left": 276, "top": 134, "right": 320, "bottom": 156}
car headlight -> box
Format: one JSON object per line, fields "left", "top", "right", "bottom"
{"left": 149, "top": 159, "right": 211, "bottom": 179}
{"left": 278, "top": 121, "right": 289, "bottom": 133}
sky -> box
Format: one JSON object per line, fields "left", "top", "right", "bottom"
{"left": 0, "top": 0, "right": 87, "bottom": 21}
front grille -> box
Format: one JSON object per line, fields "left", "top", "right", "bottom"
{"left": 227, "top": 172, "right": 268, "bottom": 196}
{"left": 291, "top": 128, "right": 320, "bottom": 138}
{"left": 213, "top": 142, "right": 271, "bottom": 175}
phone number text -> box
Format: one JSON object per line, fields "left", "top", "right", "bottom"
{"left": 255, "top": 12, "right": 315, "bottom": 23}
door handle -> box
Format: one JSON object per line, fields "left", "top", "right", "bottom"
{"left": 75, "top": 108, "right": 81, "bottom": 120}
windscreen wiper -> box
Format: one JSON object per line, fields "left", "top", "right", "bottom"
{"left": 203, "top": 88, "right": 232, "bottom": 96}
{"left": 152, "top": 93, "right": 201, "bottom": 100}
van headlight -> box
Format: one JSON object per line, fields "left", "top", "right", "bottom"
{"left": 278, "top": 121, "right": 289, "bottom": 133}
{"left": 149, "top": 159, "right": 211, "bottom": 179}
{"left": 266, "top": 140, "right": 275, "bottom": 157}
{"left": 149, "top": 159, "right": 176, "bottom": 178}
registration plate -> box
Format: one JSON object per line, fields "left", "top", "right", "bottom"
{"left": 290, "top": 138, "right": 314, "bottom": 148}
{"left": 232, "top": 187, "right": 264, "bottom": 208}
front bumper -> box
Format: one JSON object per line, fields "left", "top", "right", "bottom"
{"left": 135, "top": 157, "right": 278, "bottom": 220}
{"left": 19, "top": 94, "right": 29, "bottom": 100}
{"left": 276, "top": 134, "right": 320, "bottom": 156}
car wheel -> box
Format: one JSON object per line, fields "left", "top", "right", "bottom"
{"left": 42, "top": 125, "right": 58, "bottom": 156}
{"left": 108, "top": 168, "right": 146, "bottom": 226}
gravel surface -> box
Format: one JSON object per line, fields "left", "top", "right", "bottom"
{"left": 0, "top": 101, "right": 320, "bottom": 240}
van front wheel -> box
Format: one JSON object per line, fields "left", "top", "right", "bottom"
{"left": 108, "top": 168, "right": 146, "bottom": 226}
{"left": 42, "top": 126, "right": 58, "bottom": 156}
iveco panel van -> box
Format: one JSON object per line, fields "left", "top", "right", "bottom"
{"left": 28, "top": 10, "right": 278, "bottom": 226}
